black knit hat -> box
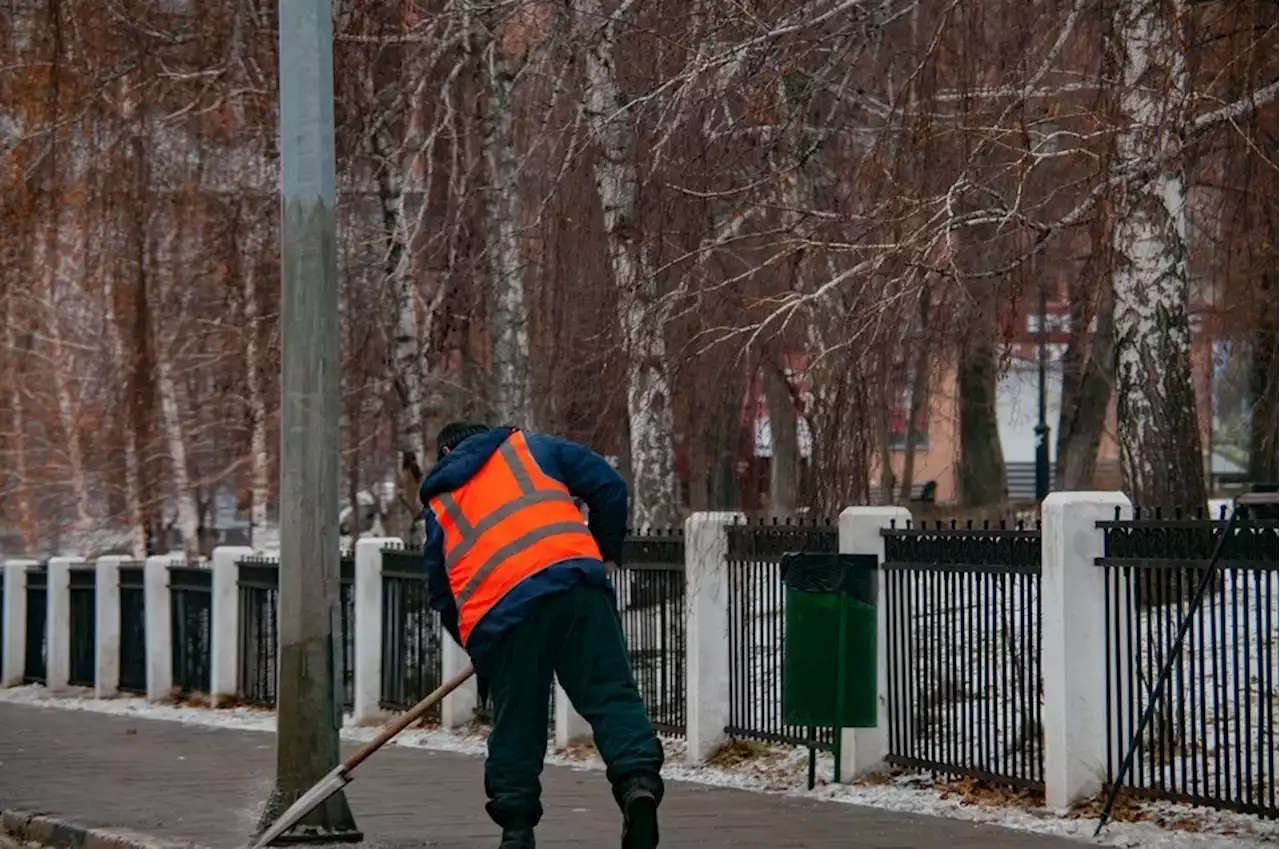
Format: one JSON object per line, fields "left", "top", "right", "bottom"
{"left": 435, "top": 421, "right": 490, "bottom": 459}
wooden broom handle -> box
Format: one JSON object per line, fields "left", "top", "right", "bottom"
{"left": 343, "top": 664, "right": 476, "bottom": 772}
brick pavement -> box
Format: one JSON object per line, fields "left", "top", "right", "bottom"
{"left": 0, "top": 703, "right": 1089, "bottom": 848}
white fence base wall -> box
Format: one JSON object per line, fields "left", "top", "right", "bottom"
{"left": 1, "top": 560, "right": 36, "bottom": 687}
{"left": 553, "top": 677, "right": 591, "bottom": 747}
{"left": 353, "top": 538, "right": 398, "bottom": 725}
{"left": 837, "top": 506, "right": 912, "bottom": 782}
{"left": 94, "top": 556, "right": 126, "bottom": 698}
{"left": 1042, "top": 491, "right": 1132, "bottom": 809}
{"left": 684, "top": 511, "right": 742, "bottom": 764}
{"left": 441, "top": 633, "right": 478, "bottom": 729}
{"left": 210, "top": 546, "right": 254, "bottom": 707}
{"left": 45, "top": 557, "right": 76, "bottom": 693}
{"left": 143, "top": 555, "right": 173, "bottom": 701}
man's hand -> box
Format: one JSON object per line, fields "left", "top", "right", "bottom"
{"left": 605, "top": 560, "right": 618, "bottom": 574}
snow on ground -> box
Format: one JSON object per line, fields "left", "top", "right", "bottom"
{"left": 0, "top": 685, "right": 1273, "bottom": 849}
{"left": 1115, "top": 569, "right": 1278, "bottom": 804}
{"left": 725, "top": 559, "right": 1044, "bottom": 764}
{"left": 725, "top": 556, "right": 1277, "bottom": 804}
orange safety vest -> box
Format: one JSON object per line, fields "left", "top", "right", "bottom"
{"left": 427, "top": 430, "right": 602, "bottom": 646}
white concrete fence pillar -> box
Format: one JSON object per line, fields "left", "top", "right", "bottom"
{"left": 442, "top": 631, "right": 478, "bottom": 730}
{"left": 144, "top": 554, "right": 173, "bottom": 701}
{"left": 94, "top": 556, "right": 128, "bottom": 698}
{"left": 210, "top": 546, "right": 254, "bottom": 707}
{"left": 45, "top": 556, "right": 77, "bottom": 693}
{"left": 1, "top": 560, "right": 37, "bottom": 687}
{"left": 353, "top": 537, "right": 399, "bottom": 725}
{"left": 553, "top": 674, "right": 591, "bottom": 748}
{"left": 836, "top": 506, "right": 912, "bottom": 781}
{"left": 551, "top": 501, "right": 595, "bottom": 746}
{"left": 1042, "top": 491, "right": 1132, "bottom": 810}
{"left": 684, "top": 511, "right": 743, "bottom": 764}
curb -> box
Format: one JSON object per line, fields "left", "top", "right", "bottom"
{"left": 0, "top": 811, "right": 208, "bottom": 849}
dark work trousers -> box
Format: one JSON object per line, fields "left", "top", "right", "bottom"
{"left": 476, "top": 581, "right": 665, "bottom": 831}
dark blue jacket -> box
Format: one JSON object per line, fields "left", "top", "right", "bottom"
{"left": 419, "top": 426, "right": 627, "bottom": 665}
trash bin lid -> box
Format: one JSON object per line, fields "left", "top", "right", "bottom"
{"left": 780, "top": 552, "right": 877, "bottom": 599}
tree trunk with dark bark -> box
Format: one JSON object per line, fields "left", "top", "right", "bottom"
{"left": 957, "top": 326, "right": 1007, "bottom": 507}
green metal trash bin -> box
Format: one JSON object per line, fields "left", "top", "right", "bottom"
{"left": 781, "top": 553, "right": 878, "bottom": 730}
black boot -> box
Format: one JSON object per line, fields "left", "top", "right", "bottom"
{"left": 498, "top": 827, "right": 535, "bottom": 849}
{"left": 619, "top": 782, "right": 660, "bottom": 849}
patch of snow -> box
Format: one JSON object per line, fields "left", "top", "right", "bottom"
{"left": 1, "top": 686, "right": 1273, "bottom": 848}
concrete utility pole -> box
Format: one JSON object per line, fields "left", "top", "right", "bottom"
{"left": 261, "top": 0, "right": 359, "bottom": 842}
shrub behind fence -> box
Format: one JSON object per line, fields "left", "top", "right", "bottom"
{"left": 1098, "top": 506, "right": 1278, "bottom": 819}
{"left": 882, "top": 520, "right": 1044, "bottom": 791}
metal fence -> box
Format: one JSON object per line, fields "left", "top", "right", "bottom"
{"left": 379, "top": 545, "right": 443, "bottom": 714}
{"left": 1097, "top": 505, "right": 1278, "bottom": 818}
{"left": 882, "top": 520, "right": 1044, "bottom": 791}
{"left": 170, "top": 565, "right": 213, "bottom": 697}
{"left": 69, "top": 565, "right": 97, "bottom": 687}
{"left": 119, "top": 563, "right": 147, "bottom": 694}
{"left": 237, "top": 556, "right": 279, "bottom": 705}
{"left": 615, "top": 530, "right": 687, "bottom": 737}
{"left": 235, "top": 554, "right": 355, "bottom": 709}
{"left": 724, "top": 518, "right": 839, "bottom": 752}
{"left": 24, "top": 566, "right": 47, "bottom": 684}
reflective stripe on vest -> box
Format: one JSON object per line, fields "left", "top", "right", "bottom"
{"left": 428, "top": 431, "right": 602, "bottom": 645}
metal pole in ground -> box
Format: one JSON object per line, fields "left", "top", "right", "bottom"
{"left": 260, "top": 0, "right": 359, "bottom": 842}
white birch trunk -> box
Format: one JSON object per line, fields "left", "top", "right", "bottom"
{"left": 38, "top": 221, "right": 94, "bottom": 551}
{"left": 242, "top": 256, "right": 270, "bottom": 542}
{"left": 371, "top": 110, "right": 426, "bottom": 546}
{"left": 373, "top": 124, "right": 426, "bottom": 465}
{"left": 572, "top": 0, "right": 678, "bottom": 528}
{"left": 482, "top": 49, "right": 532, "bottom": 426}
{"left": 1111, "top": 0, "right": 1205, "bottom": 507}
{"left": 155, "top": 354, "right": 200, "bottom": 558}
{"left": 102, "top": 274, "right": 147, "bottom": 560}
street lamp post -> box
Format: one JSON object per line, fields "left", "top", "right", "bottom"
{"left": 1035, "top": 275, "right": 1051, "bottom": 501}
{"left": 260, "top": 0, "right": 360, "bottom": 843}
{"left": 1031, "top": 118, "right": 1056, "bottom": 503}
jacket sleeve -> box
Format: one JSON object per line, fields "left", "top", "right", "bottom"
{"left": 423, "top": 509, "right": 463, "bottom": 647}
{"left": 545, "top": 435, "right": 629, "bottom": 566}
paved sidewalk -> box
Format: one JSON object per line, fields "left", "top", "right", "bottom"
{"left": 0, "top": 703, "right": 1089, "bottom": 848}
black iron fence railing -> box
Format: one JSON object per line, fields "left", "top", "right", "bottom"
{"left": 340, "top": 550, "right": 355, "bottom": 709}
{"left": 234, "top": 554, "right": 355, "bottom": 709}
{"left": 24, "top": 566, "right": 47, "bottom": 684}
{"left": 170, "top": 565, "right": 213, "bottom": 697}
{"left": 724, "top": 518, "right": 839, "bottom": 753}
{"left": 237, "top": 556, "right": 279, "bottom": 705}
{"left": 615, "top": 529, "right": 686, "bottom": 737}
{"left": 1097, "top": 506, "right": 1278, "bottom": 818}
{"left": 379, "top": 546, "right": 443, "bottom": 715}
{"left": 882, "top": 520, "right": 1044, "bottom": 792}
{"left": 119, "top": 563, "right": 147, "bottom": 694}
{"left": 68, "top": 565, "right": 97, "bottom": 687}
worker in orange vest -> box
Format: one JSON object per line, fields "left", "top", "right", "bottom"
{"left": 420, "top": 422, "right": 664, "bottom": 849}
